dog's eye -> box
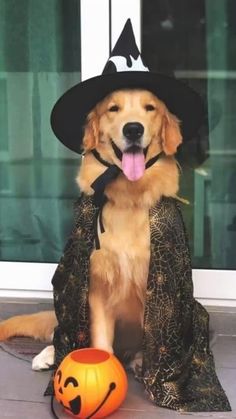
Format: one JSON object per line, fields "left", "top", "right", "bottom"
{"left": 108, "top": 105, "right": 120, "bottom": 112}
{"left": 145, "top": 104, "right": 155, "bottom": 112}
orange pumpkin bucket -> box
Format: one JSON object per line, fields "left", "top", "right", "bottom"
{"left": 54, "top": 348, "right": 128, "bottom": 418}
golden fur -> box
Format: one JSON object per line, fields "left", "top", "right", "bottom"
{"left": 0, "top": 89, "right": 182, "bottom": 362}
{"left": 0, "top": 311, "right": 56, "bottom": 342}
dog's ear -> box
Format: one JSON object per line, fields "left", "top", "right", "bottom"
{"left": 161, "top": 110, "right": 182, "bottom": 155}
{"left": 82, "top": 110, "right": 99, "bottom": 151}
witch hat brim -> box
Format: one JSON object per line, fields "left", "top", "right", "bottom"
{"left": 51, "top": 20, "right": 205, "bottom": 154}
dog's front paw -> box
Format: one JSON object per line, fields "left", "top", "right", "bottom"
{"left": 32, "top": 345, "right": 55, "bottom": 371}
{"left": 129, "top": 351, "right": 143, "bottom": 376}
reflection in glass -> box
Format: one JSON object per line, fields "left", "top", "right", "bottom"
{"left": 0, "top": 0, "right": 81, "bottom": 262}
{"left": 142, "top": 0, "right": 236, "bottom": 269}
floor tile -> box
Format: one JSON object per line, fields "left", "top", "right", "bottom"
{"left": 0, "top": 348, "right": 51, "bottom": 403}
{"left": 213, "top": 336, "right": 236, "bottom": 368}
{"left": 209, "top": 311, "right": 236, "bottom": 336}
{"left": 0, "top": 300, "right": 236, "bottom": 418}
{"left": 216, "top": 367, "right": 236, "bottom": 411}
{"left": 0, "top": 399, "right": 54, "bottom": 419}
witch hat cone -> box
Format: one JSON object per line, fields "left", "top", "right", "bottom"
{"left": 103, "top": 19, "right": 149, "bottom": 74}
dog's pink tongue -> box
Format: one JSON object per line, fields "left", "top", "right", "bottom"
{"left": 121, "top": 152, "right": 145, "bottom": 181}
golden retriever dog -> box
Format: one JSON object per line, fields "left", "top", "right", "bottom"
{"left": 0, "top": 89, "right": 182, "bottom": 370}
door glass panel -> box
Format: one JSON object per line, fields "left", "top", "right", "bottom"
{"left": 0, "top": 0, "right": 81, "bottom": 262}
{"left": 142, "top": 0, "right": 236, "bottom": 269}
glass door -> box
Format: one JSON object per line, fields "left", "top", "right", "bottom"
{"left": 1, "top": 0, "right": 235, "bottom": 306}
{"left": 0, "top": 0, "right": 110, "bottom": 297}
{"left": 142, "top": 0, "right": 236, "bottom": 305}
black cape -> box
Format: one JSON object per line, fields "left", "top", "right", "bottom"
{"left": 46, "top": 194, "right": 231, "bottom": 412}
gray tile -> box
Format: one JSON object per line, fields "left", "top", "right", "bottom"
{"left": 207, "top": 307, "right": 236, "bottom": 314}
{"left": 1, "top": 301, "right": 236, "bottom": 418}
{"left": 1, "top": 400, "right": 235, "bottom": 419}
{"left": 212, "top": 336, "right": 236, "bottom": 368}
{"left": 119, "top": 373, "right": 153, "bottom": 411}
{"left": 111, "top": 408, "right": 180, "bottom": 418}
{"left": 209, "top": 312, "right": 236, "bottom": 336}
{"left": 0, "top": 399, "right": 61, "bottom": 419}
{"left": 216, "top": 367, "right": 236, "bottom": 411}
{"left": 0, "top": 348, "right": 51, "bottom": 403}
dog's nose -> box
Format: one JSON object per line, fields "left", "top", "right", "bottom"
{"left": 123, "top": 122, "right": 144, "bottom": 141}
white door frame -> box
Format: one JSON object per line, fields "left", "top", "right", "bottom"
{"left": 1, "top": 0, "right": 236, "bottom": 307}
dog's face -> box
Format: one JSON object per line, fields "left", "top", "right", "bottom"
{"left": 83, "top": 89, "right": 182, "bottom": 181}
{"left": 96, "top": 90, "right": 165, "bottom": 151}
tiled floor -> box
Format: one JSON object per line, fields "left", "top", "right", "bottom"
{"left": 0, "top": 299, "right": 235, "bottom": 419}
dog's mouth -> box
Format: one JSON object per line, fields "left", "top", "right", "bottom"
{"left": 111, "top": 140, "right": 146, "bottom": 182}
{"left": 122, "top": 144, "right": 145, "bottom": 182}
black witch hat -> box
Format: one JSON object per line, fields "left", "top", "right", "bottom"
{"left": 51, "top": 19, "right": 205, "bottom": 154}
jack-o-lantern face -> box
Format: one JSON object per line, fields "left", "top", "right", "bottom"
{"left": 54, "top": 348, "right": 128, "bottom": 418}
{"left": 56, "top": 370, "right": 81, "bottom": 415}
